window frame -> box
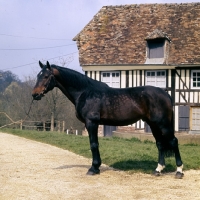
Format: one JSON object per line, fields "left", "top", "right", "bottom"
{"left": 101, "top": 71, "right": 120, "bottom": 88}
{"left": 191, "top": 70, "right": 200, "bottom": 89}
{"left": 145, "top": 70, "right": 166, "bottom": 88}
{"left": 147, "top": 38, "right": 165, "bottom": 59}
{"left": 190, "top": 107, "right": 200, "bottom": 131}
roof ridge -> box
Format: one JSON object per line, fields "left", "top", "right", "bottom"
{"left": 102, "top": 2, "right": 200, "bottom": 8}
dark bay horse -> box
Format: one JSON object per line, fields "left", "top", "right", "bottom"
{"left": 32, "top": 61, "right": 184, "bottom": 178}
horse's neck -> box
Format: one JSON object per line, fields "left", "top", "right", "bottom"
{"left": 55, "top": 70, "right": 85, "bottom": 105}
{"left": 55, "top": 81, "right": 80, "bottom": 105}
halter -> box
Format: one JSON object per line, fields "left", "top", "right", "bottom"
{"left": 41, "top": 69, "right": 56, "bottom": 95}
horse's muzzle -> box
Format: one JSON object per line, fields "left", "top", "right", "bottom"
{"left": 32, "top": 93, "right": 44, "bottom": 100}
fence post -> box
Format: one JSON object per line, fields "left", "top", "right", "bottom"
{"left": 43, "top": 121, "right": 45, "bottom": 131}
{"left": 62, "top": 121, "right": 65, "bottom": 132}
{"left": 20, "top": 120, "right": 22, "bottom": 130}
{"left": 51, "top": 112, "right": 54, "bottom": 131}
{"left": 58, "top": 121, "right": 60, "bottom": 132}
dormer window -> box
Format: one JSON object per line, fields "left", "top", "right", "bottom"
{"left": 147, "top": 39, "right": 165, "bottom": 59}
{"left": 145, "top": 29, "right": 171, "bottom": 64}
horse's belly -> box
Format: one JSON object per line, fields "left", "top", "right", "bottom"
{"left": 99, "top": 116, "right": 141, "bottom": 126}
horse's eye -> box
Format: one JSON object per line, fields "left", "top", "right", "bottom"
{"left": 44, "top": 75, "right": 48, "bottom": 79}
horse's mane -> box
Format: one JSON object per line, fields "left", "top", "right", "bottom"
{"left": 51, "top": 64, "right": 109, "bottom": 90}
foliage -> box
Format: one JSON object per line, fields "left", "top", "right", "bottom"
{"left": 0, "top": 70, "right": 20, "bottom": 93}
{"left": 0, "top": 63, "right": 84, "bottom": 133}
{"left": 2, "top": 129, "right": 200, "bottom": 174}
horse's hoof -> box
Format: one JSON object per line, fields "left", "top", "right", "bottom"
{"left": 86, "top": 167, "right": 100, "bottom": 175}
{"left": 175, "top": 171, "right": 184, "bottom": 179}
{"left": 152, "top": 170, "right": 161, "bottom": 176}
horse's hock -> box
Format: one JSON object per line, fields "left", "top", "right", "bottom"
{"left": 1, "top": 132, "right": 200, "bottom": 200}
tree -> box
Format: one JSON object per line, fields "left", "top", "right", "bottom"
{"left": 0, "top": 57, "right": 84, "bottom": 134}
{"left": 0, "top": 70, "right": 20, "bottom": 93}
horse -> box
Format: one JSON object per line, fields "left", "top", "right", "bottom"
{"left": 32, "top": 61, "right": 184, "bottom": 178}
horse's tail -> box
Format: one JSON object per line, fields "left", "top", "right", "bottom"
{"left": 168, "top": 92, "right": 175, "bottom": 135}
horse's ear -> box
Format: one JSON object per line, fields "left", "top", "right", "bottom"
{"left": 39, "top": 61, "right": 44, "bottom": 69}
{"left": 46, "top": 61, "right": 51, "bottom": 70}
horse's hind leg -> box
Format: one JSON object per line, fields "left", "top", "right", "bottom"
{"left": 150, "top": 123, "right": 183, "bottom": 178}
{"left": 154, "top": 140, "right": 166, "bottom": 176}
{"left": 150, "top": 124, "right": 166, "bottom": 176}
{"left": 169, "top": 137, "right": 184, "bottom": 178}
{"left": 161, "top": 126, "right": 184, "bottom": 178}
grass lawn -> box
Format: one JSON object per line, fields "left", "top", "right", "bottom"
{"left": 2, "top": 128, "right": 200, "bottom": 174}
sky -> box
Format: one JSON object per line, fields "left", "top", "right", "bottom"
{"left": 0, "top": 0, "right": 199, "bottom": 80}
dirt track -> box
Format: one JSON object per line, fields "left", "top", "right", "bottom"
{"left": 0, "top": 132, "right": 200, "bottom": 200}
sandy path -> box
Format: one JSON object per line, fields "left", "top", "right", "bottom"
{"left": 0, "top": 132, "right": 200, "bottom": 200}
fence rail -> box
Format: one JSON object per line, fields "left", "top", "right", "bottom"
{"left": 0, "top": 112, "right": 79, "bottom": 135}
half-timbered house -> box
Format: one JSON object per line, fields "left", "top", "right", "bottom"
{"left": 73, "top": 3, "right": 200, "bottom": 135}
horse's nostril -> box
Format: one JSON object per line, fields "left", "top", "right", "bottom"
{"left": 32, "top": 93, "right": 42, "bottom": 100}
{"left": 32, "top": 93, "right": 37, "bottom": 98}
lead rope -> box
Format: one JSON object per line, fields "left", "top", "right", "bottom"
{"left": 23, "top": 98, "right": 34, "bottom": 122}
{"left": 0, "top": 99, "right": 34, "bottom": 129}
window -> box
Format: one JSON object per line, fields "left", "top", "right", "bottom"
{"left": 145, "top": 70, "right": 166, "bottom": 88}
{"left": 191, "top": 70, "right": 200, "bottom": 89}
{"left": 191, "top": 107, "right": 200, "bottom": 131}
{"left": 179, "top": 106, "right": 189, "bottom": 131}
{"left": 101, "top": 72, "right": 120, "bottom": 88}
{"left": 145, "top": 29, "right": 171, "bottom": 64}
{"left": 147, "top": 39, "right": 165, "bottom": 59}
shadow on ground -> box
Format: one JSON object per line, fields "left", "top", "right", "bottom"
{"left": 110, "top": 159, "right": 176, "bottom": 173}
{"left": 54, "top": 164, "right": 114, "bottom": 173}
{"left": 54, "top": 159, "right": 176, "bottom": 174}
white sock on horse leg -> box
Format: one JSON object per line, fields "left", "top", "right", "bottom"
{"left": 156, "top": 163, "right": 165, "bottom": 172}
{"left": 177, "top": 164, "right": 183, "bottom": 173}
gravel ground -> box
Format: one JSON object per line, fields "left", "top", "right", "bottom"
{"left": 0, "top": 132, "right": 200, "bottom": 200}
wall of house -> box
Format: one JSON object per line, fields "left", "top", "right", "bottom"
{"left": 174, "top": 68, "right": 200, "bottom": 132}
{"left": 86, "top": 67, "right": 200, "bottom": 132}
{"left": 175, "top": 69, "right": 200, "bottom": 104}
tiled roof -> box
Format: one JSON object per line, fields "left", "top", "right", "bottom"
{"left": 74, "top": 3, "right": 200, "bottom": 66}
{"left": 145, "top": 29, "right": 171, "bottom": 41}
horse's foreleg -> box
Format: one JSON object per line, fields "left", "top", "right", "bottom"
{"left": 85, "top": 120, "right": 101, "bottom": 175}
{"left": 169, "top": 137, "right": 184, "bottom": 179}
{"left": 154, "top": 141, "right": 166, "bottom": 176}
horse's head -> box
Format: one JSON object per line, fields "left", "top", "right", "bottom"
{"left": 32, "top": 61, "right": 56, "bottom": 100}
